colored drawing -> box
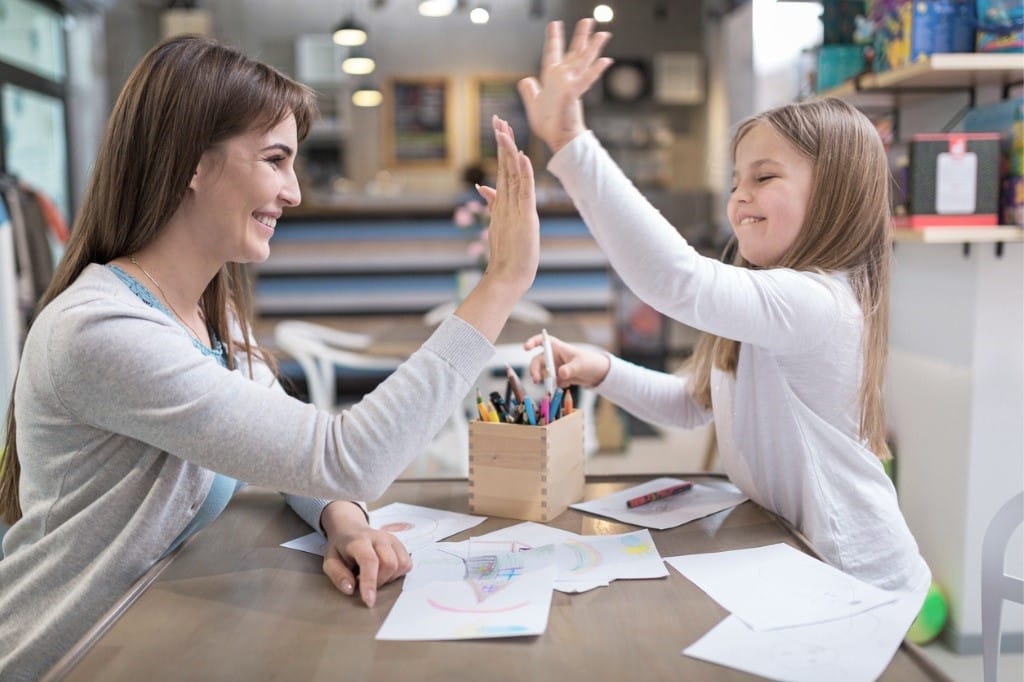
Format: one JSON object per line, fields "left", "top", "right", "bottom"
{"left": 372, "top": 511, "right": 440, "bottom": 546}
{"left": 427, "top": 597, "right": 531, "bottom": 614}
{"left": 618, "top": 534, "right": 656, "bottom": 556}
{"left": 561, "top": 539, "right": 603, "bottom": 574}
{"left": 366, "top": 502, "right": 486, "bottom": 553}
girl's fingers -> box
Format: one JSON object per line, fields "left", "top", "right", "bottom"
{"left": 567, "top": 18, "right": 595, "bottom": 58}
{"left": 580, "top": 57, "right": 615, "bottom": 94}
{"left": 541, "top": 20, "right": 565, "bottom": 70}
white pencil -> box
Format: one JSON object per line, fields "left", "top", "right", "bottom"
{"left": 541, "top": 328, "right": 556, "bottom": 396}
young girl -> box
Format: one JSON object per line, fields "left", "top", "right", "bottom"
{"left": 518, "top": 20, "right": 930, "bottom": 595}
{"left": 0, "top": 36, "right": 538, "bottom": 677}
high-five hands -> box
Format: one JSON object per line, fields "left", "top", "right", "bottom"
{"left": 517, "top": 19, "right": 613, "bottom": 153}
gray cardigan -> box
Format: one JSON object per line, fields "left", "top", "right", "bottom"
{"left": 0, "top": 264, "right": 494, "bottom": 679}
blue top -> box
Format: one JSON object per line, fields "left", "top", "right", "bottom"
{"left": 106, "top": 264, "right": 240, "bottom": 555}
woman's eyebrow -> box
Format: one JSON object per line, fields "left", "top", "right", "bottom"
{"left": 260, "top": 143, "right": 294, "bottom": 156}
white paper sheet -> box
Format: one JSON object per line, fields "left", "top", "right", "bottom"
{"left": 279, "top": 502, "right": 487, "bottom": 556}
{"left": 682, "top": 584, "right": 927, "bottom": 682}
{"left": 376, "top": 545, "right": 557, "bottom": 640}
{"left": 280, "top": 530, "right": 328, "bottom": 556}
{"left": 664, "top": 543, "right": 898, "bottom": 630}
{"left": 471, "top": 522, "right": 668, "bottom": 592}
{"left": 570, "top": 477, "right": 748, "bottom": 530}
{"left": 369, "top": 502, "right": 487, "bottom": 552}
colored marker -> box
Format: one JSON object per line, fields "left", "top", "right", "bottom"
{"left": 540, "top": 394, "right": 550, "bottom": 425}
{"left": 541, "top": 328, "right": 556, "bottom": 396}
{"left": 563, "top": 388, "right": 574, "bottom": 415}
{"left": 626, "top": 482, "right": 693, "bottom": 509}
{"left": 548, "top": 388, "right": 564, "bottom": 422}
{"left": 523, "top": 395, "right": 537, "bottom": 425}
{"left": 490, "top": 391, "right": 511, "bottom": 423}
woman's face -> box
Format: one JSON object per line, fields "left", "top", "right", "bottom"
{"left": 726, "top": 122, "right": 814, "bottom": 267}
{"left": 188, "top": 114, "right": 301, "bottom": 264}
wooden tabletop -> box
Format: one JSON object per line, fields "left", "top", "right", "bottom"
{"left": 54, "top": 477, "right": 947, "bottom": 681}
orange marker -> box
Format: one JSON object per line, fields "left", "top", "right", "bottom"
{"left": 563, "top": 389, "right": 574, "bottom": 415}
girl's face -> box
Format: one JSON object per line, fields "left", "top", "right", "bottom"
{"left": 188, "top": 114, "right": 301, "bottom": 264}
{"left": 727, "top": 122, "right": 814, "bottom": 267}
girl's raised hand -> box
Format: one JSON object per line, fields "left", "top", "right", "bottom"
{"left": 517, "top": 19, "right": 613, "bottom": 153}
{"left": 523, "top": 333, "right": 611, "bottom": 389}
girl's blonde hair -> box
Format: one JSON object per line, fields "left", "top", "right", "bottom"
{"left": 1, "top": 36, "right": 317, "bottom": 524}
{"left": 688, "top": 97, "right": 893, "bottom": 460}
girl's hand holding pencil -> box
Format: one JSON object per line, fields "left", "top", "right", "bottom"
{"left": 523, "top": 333, "right": 611, "bottom": 390}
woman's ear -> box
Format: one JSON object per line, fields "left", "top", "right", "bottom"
{"left": 187, "top": 164, "right": 202, "bottom": 191}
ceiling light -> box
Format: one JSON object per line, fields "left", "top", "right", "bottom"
{"left": 418, "top": 0, "right": 456, "bottom": 17}
{"left": 332, "top": 16, "right": 367, "bottom": 46}
{"left": 352, "top": 83, "right": 383, "bottom": 107}
{"left": 470, "top": 6, "right": 489, "bottom": 23}
{"left": 593, "top": 4, "right": 613, "bottom": 22}
{"left": 342, "top": 50, "right": 376, "bottom": 75}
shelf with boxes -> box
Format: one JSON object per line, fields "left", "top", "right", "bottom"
{"left": 819, "top": 54, "right": 1023, "bottom": 243}
{"left": 819, "top": 53, "right": 1024, "bottom": 100}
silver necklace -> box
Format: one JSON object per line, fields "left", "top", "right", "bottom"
{"left": 129, "top": 256, "right": 206, "bottom": 344}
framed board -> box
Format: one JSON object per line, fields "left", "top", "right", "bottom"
{"left": 384, "top": 77, "right": 451, "bottom": 166}
{"left": 471, "top": 75, "right": 534, "bottom": 164}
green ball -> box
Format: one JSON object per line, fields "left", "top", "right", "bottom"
{"left": 907, "top": 582, "right": 948, "bottom": 645}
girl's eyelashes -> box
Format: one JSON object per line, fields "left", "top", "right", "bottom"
{"left": 757, "top": 175, "right": 776, "bottom": 183}
{"left": 264, "top": 155, "right": 286, "bottom": 167}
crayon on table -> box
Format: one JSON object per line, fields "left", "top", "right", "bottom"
{"left": 625, "top": 482, "right": 693, "bottom": 509}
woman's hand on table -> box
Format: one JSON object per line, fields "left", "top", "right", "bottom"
{"left": 319, "top": 501, "right": 412, "bottom": 608}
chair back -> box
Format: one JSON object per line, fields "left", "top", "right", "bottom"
{"left": 982, "top": 491, "right": 1024, "bottom": 682}
{"left": 274, "top": 320, "right": 402, "bottom": 410}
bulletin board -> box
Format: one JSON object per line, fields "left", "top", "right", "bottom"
{"left": 471, "top": 75, "right": 534, "bottom": 165}
{"left": 384, "top": 77, "right": 452, "bottom": 166}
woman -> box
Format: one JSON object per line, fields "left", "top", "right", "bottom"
{"left": 0, "top": 35, "right": 539, "bottom": 678}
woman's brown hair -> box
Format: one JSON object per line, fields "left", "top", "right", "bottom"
{"left": 1, "top": 36, "right": 317, "bottom": 524}
{"left": 687, "top": 97, "right": 893, "bottom": 460}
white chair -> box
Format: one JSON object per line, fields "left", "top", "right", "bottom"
{"left": 422, "top": 299, "right": 553, "bottom": 327}
{"left": 982, "top": 491, "right": 1024, "bottom": 682}
{"left": 274, "top": 320, "right": 469, "bottom": 476}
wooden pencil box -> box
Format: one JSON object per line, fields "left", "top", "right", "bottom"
{"left": 468, "top": 410, "right": 585, "bottom": 522}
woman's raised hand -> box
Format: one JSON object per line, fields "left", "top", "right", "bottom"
{"left": 455, "top": 116, "right": 540, "bottom": 342}
{"left": 475, "top": 116, "right": 540, "bottom": 294}
{"left": 523, "top": 333, "right": 611, "bottom": 390}
{"left": 517, "top": 19, "right": 613, "bottom": 154}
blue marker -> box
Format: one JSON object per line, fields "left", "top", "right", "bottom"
{"left": 522, "top": 395, "right": 538, "bottom": 425}
{"left": 548, "top": 388, "right": 564, "bottom": 422}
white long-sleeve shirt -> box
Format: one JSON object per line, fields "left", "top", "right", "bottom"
{"left": 550, "top": 131, "right": 930, "bottom": 593}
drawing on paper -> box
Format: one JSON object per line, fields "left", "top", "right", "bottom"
{"left": 419, "top": 548, "right": 537, "bottom": 614}
{"left": 372, "top": 511, "right": 440, "bottom": 546}
{"left": 562, "top": 540, "right": 603, "bottom": 574}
